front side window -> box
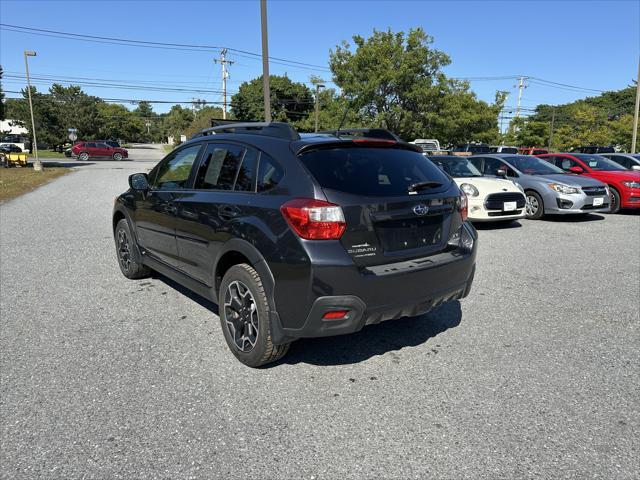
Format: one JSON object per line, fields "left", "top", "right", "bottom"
{"left": 483, "top": 157, "right": 507, "bottom": 176}
{"left": 154, "top": 144, "right": 202, "bottom": 190}
{"left": 194, "top": 143, "right": 246, "bottom": 191}
{"left": 557, "top": 157, "right": 580, "bottom": 171}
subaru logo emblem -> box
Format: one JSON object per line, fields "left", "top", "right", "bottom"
{"left": 413, "top": 204, "right": 429, "bottom": 216}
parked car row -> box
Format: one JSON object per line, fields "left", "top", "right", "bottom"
{"left": 429, "top": 152, "right": 639, "bottom": 221}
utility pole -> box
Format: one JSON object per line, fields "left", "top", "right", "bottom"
{"left": 515, "top": 76, "right": 528, "bottom": 120}
{"left": 260, "top": 0, "right": 271, "bottom": 122}
{"left": 632, "top": 56, "right": 640, "bottom": 153}
{"left": 214, "top": 49, "right": 234, "bottom": 119}
{"left": 548, "top": 107, "right": 556, "bottom": 150}
{"left": 24, "top": 50, "right": 41, "bottom": 172}
{"left": 314, "top": 83, "right": 325, "bottom": 132}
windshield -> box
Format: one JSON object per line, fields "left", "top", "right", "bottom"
{"left": 573, "top": 154, "right": 626, "bottom": 171}
{"left": 431, "top": 157, "right": 483, "bottom": 178}
{"left": 299, "top": 147, "right": 451, "bottom": 196}
{"left": 503, "top": 155, "right": 565, "bottom": 175}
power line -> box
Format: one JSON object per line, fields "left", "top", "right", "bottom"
{"left": 0, "top": 23, "right": 332, "bottom": 72}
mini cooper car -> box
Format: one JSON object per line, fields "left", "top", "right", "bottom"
{"left": 429, "top": 156, "right": 525, "bottom": 222}
{"left": 469, "top": 154, "right": 610, "bottom": 219}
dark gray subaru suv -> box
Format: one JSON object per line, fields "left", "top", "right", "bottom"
{"left": 112, "top": 123, "right": 477, "bottom": 367}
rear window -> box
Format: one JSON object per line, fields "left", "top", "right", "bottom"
{"left": 299, "top": 147, "right": 450, "bottom": 196}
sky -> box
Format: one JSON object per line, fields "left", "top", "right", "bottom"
{"left": 0, "top": 0, "right": 638, "bottom": 116}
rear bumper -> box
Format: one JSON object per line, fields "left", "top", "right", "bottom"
{"left": 272, "top": 223, "right": 477, "bottom": 340}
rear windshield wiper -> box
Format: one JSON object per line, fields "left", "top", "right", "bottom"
{"left": 408, "top": 181, "right": 443, "bottom": 193}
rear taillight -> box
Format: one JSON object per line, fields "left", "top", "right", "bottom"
{"left": 280, "top": 198, "right": 346, "bottom": 240}
{"left": 459, "top": 192, "right": 468, "bottom": 222}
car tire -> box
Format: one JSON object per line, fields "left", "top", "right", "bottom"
{"left": 114, "top": 219, "right": 151, "bottom": 279}
{"left": 219, "top": 263, "right": 290, "bottom": 367}
{"left": 525, "top": 191, "right": 544, "bottom": 220}
{"left": 112, "top": 152, "right": 123, "bottom": 161}
{"left": 78, "top": 151, "right": 89, "bottom": 161}
{"left": 609, "top": 187, "right": 621, "bottom": 214}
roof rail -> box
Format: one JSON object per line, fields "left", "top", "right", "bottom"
{"left": 192, "top": 122, "right": 300, "bottom": 141}
{"left": 318, "top": 128, "right": 401, "bottom": 142}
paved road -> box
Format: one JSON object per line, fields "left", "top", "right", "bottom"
{"left": 1, "top": 159, "right": 639, "bottom": 479}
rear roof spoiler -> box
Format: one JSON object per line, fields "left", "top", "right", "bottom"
{"left": 192, "top": 122, "right": 301, "bottom": 141}
{"left": 317, "top": 128, "right": 401, "bottom": 142}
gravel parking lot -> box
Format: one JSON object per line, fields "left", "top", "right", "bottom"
{"left": 1, "top": 152, "right": 639, "bottom": 479}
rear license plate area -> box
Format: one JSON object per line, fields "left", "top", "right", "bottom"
{"left": 375, "top": 215, "right": 444, "bottom": 252}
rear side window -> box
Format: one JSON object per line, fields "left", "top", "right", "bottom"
{"left": 194, "top": 143, "right": 246, "bottom": 190}
{"left": 257, "top": 154, "right": 284, "bottom": 192}
{"left": 86, "top": 143, "right": 96, "bottom": 148}
{"left": 299, "top": 147, "right": 450, "bottom": 196}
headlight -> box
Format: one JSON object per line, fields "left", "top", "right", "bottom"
{"left": 548, "top": 183, "right": 580, "bottom": 194}
{"left": 622, "top": 181, "right": 640, "bottom": 189}
{"left": 512, "top": 181, "right": 525, "bottom": 193}
{"left": 460, "top": 183, "right": 479, "bottom": 197}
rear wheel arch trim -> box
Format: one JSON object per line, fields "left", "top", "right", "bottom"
{"left": 214, "top": 239, "right": 291, "bottom": 344}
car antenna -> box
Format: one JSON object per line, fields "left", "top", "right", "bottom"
{"left": 335, "top": 97, "right": 350, "bottom": 139}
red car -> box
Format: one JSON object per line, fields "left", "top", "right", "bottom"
{"left": 538, "top": 153, "right": 640, "bottom": 213}
{"left": 72, "top": 141, "right": 128, "bottom": 161}
{"left": 519, "top": 147, "right": 549, "bottom": 155}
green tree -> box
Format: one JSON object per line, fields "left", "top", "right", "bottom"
{"left": 163, "top": 105, "right": 194, "bottom": 144}
{"left": 328, "top": 28, "right": 504, "bottom": 144}
{"left": 185, "top": 106, "right": 225, "bottom": 138}
{"left": 97, "top": 103, "right": 145, "bottom": 142}
{"left": 231, "top": 75, "right": 314, "bottom": 124}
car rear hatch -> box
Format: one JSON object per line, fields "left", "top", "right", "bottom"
{"left": 297, "top": 141, "right": 464, "bottom": 268}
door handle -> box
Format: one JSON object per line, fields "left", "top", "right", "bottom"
{"left": 218, "top": 205, "right": 240, "bottom": 220}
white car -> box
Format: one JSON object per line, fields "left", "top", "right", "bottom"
{"left": 429, "top": 155, "right": 526, "bottom": 222}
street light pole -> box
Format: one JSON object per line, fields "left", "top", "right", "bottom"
{"left": 260, "top": 0, "right": 271, "bottom": 122}
{"left": 314, "top": 83, "right": 325, "bottom": 132}
{"left": 631, "top": 56, "right": 640, "bottom": 153}
{"left": 24, "top": 50, "right": 41, "bottom": 171}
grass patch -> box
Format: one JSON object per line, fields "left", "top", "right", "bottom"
{"left": 34, "top": 150, "right": 68, "bottom": 159}
{"left": 163, "top": 144, "right": 174, "bottom": 154}
{"left": 0, "top": 167, "right": 71, "bottom": 203}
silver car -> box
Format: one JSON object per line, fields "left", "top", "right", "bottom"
{"left": 469, "top": 154, "right": 610, "bottom": 219}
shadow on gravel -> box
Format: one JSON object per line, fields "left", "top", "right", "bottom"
{"left": 29, "top": 161, "right": 96, "bottom": 168}
{"left": 152, "top": 273, "right": 220, "bottom": 316}
{"left": 150, "top": 270, "right": 462, "bottom": 366}
{"left": 474, "top": 220, "right": 523, "bottom": 230}
{"left": 279, "top": 300, "right": 462, "bottom": 367}
{"left": 543, "top": 213, "right": 605, "bottom": 222}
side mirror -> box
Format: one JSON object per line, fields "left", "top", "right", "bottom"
{"left": 568, "top": 166, "right": 584, "bottom": 174}
{"left": 129, "top": 173, "right": 149, "bottom": 191}
{"left": 632, "top": 165, "right": 640, "bottom": 171}
{"left": 496, "top": 167, "right": 507, "bottom": 178}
